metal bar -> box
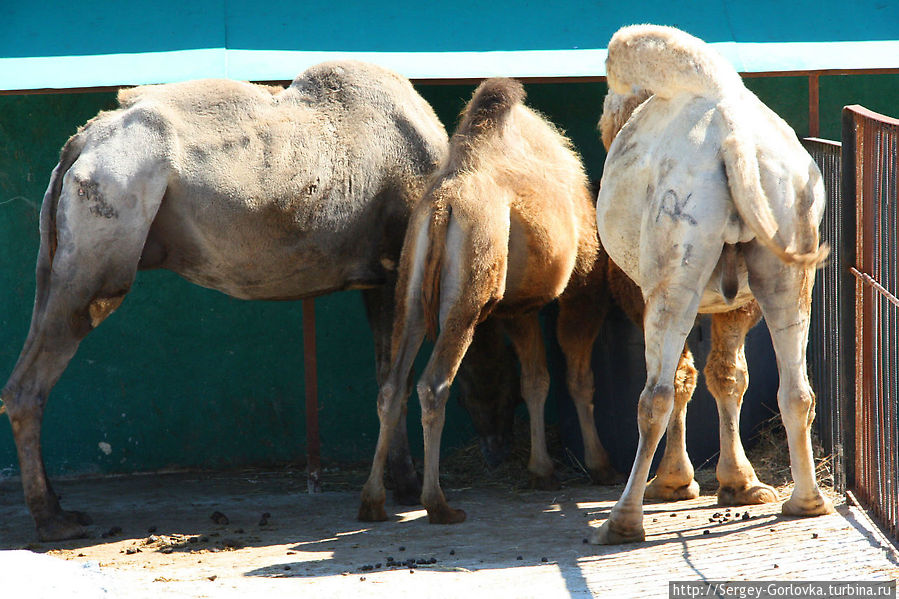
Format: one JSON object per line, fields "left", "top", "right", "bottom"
{"left": 840, "top": 107, "right": 859, "bottom": 491}
{"left": 808, "top": 74, "right": 820, "bottom": 138}
{"left": 850, "top": 268, "right": 899, "bottom": 307}
{"left": 303, "top": 297, "right": 322, "bottom": 493}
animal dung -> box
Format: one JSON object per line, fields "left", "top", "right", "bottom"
{"left": 210, "top": 511, "right": 230, "bottom": 525}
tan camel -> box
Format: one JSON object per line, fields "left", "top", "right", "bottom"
{"left": 591, "top": 25, "right": 833, "bottom": 545}
{"left": 358, "top": 78, "right": 619, "bottom": 524}
{"left": 2, "top": 61, "right": 464, "bottom": 541}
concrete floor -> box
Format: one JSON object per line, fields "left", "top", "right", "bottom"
{"left": 1, "top": 470, "right": 897, "bottom": 598}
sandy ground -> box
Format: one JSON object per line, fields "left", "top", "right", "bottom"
{"left": 1, "top": 467, "right": 897, "bottom": 598}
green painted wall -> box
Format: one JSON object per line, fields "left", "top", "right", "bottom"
{"left": 2, "top": 74, "right": 897, "bottom": 478}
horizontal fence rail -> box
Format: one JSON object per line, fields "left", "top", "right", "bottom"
{"left": 843, "top": 105, "right": 899, "bottom": 541}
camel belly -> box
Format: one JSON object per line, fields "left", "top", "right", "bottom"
{"left": 502, "top": 210, "right": 576, "bottom": 307}
{"left": 143, "top": 195, "right": 386, "bottom": 300}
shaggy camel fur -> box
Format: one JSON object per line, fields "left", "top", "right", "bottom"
{"left": 591, "top": 25, "right": 833, "bottom": 545}
{"left": 3, "top": 61, "right": 476, "bottom": 541}
{"left": 359, "top": 78, "right": 618, "bottom": 524}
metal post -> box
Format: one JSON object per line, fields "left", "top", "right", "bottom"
{"left": 839, "top": 106, "right": 859, "bottom": 492}
{"left": 303, "top": 297, "right": 322, "bottom": 493}
{"left": 808, "top": 74, "right": 820, "bottom": 138}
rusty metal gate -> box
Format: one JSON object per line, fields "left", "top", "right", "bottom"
{"left": 803, "top": 105, "right": 899, "bottom": 541}
{"left": 841, "top": 105, "right": 899, "bottom": 541}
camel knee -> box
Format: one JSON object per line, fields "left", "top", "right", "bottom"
{"left": 779, "top": 386, "right": 816, "bottom": 430}
{"left": 674, "top": 352, "right": 698, "bottom": 402}
{"left": 637, "top": 384, "right": 674, "bottom": 435}
{"left": 417, "top": 379, "right": 450, "bottom": 424}
{"left": 1, "top": 389, "right": 40, "bottom": 428}
{"left": 704, "top": 350, "right": 748, "bottom": 401}
{"left": 376, "top": 382, "right": 401, "bottom": 420}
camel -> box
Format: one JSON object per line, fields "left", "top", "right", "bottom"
{"left": 598, "top": 96, "right": 780, "bottom": 506}
{"left": 591, "top": 25, "right": 834, "bottom": 545}
{"left": 358, "top": 78, "right": 619, "bottom": 525}
{"left": 1, "top": 60, "right": 517, "bottom": 541}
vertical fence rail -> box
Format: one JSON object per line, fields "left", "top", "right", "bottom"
{"left": 843, "top": 105, "right": 899, "bottom": 541}
{"left": 802, "top": 138, "right": 845, "bottom": 491}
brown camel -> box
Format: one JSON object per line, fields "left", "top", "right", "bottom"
{"left": 358, "top": 78, "right": 619, "bottom": 525}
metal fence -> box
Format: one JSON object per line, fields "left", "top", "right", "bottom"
{"left": 840, "top": 105, "right": 899, "bottom": 541}
{"left": 803, "top": 137, "right": 847, "bottom": 492}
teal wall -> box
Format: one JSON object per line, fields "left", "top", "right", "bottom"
{"left": 8, "top": 1, "right": 893, "bottom": 58}
{"left": 2, "top": 74, "right": 898, "bottom": 478}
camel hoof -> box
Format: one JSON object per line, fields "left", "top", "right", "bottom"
{"left": 36, "top": 510, "right": 92, "bottom": 542}
{"left": 588, "top": 466, "right": 627, "bottom": 486}
{"left": 718, "top": 483, "right": 779, "bottom": 506}
{"left": 782, "top": 494, "right": 835, "bottom": 517}
{"left": 530, "top": 472, "right": 562, "bottom": 491}
{"left": 426, "top": 504, "right": 467, "bottom": 525}
{"left": 646, "top": 478, "right": 700, "bottom": 501}
{"left": 588, "top": 519, "right": 645, "bottom": 545}
{"left": 357, "top": 499, "right": 389, "bottom": 522}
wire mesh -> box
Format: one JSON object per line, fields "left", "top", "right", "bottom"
{"left": 802, "top": 137, "right": 845, "bottom": 491}
{"left": 843, "top": 105, "right": 899, "bottom": 541}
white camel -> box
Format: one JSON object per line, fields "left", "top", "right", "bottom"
{"left": 591, "top": 25, "right": 834, "bottom": 545}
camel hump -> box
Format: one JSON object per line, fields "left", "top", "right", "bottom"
{"left": 459, "top": 78, "right": 525, "bottom": 134}
{"left": 605, "top": 24, "right": 743, "bottom": 99}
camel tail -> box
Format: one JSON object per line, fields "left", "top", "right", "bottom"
{"left": 719, "top": 104, "right": 829, "bottom": 267}
{"left": 44, "top": 132, "right": 87, "bottom": 267}
{"left": 456, "top": 78, "right": 525, "bottom": 138}
{"left": 421, "top": 201, "right": 451, "bottom": 340}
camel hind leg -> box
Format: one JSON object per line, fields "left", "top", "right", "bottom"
{"left": 417, "top": 307, "right": 481, "bottom": 524}
{"left": 504, "top": 313, "right": 558, "bottom": 489}
{"left": 361, "top": 284, "right": 421, "bottom": 506}
{"left": 591, "top": 281, "right": 702, "bottom": 545}
{"left": 2, "top": 160, "right": 166, "bottom": 540}
{"left": 556, "top": 272, "right": 622, "bottom": 485}
{"left": 609, "top": 261, "right": 699, "bottom": 499}
{"left": 645, "top": 345, "right": 700, "bottom": 501}
{"left": 744, "top": 244, "right": 833, "bottom": 517}
{"left": 357, "top": 300, "right": 426, "bottom": 522}
{"left": 705, "top": 302, "right": 779, "bottom": 506}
